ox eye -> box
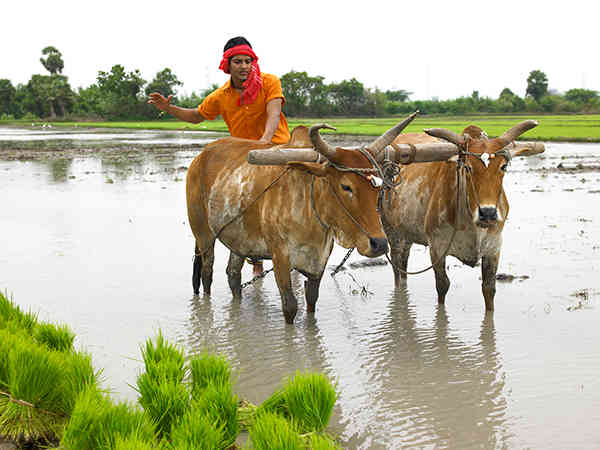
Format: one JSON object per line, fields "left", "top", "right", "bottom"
{"left": 341, "top": 184, "right": 353, "bottom": 194}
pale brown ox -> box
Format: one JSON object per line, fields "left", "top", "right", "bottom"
{"left": 380, "top": 121, "right": 544, "bottom": 310}
{"left": 187, "top": 118, "right": 423, "bottom": 324}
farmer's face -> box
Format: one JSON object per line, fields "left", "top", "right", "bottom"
{"left": 229, "top": 55, "right": 253, "bottom": 86}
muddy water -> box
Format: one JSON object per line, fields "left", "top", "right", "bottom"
{"left": 1, "top": 127, "right": 600, "bottom": 448}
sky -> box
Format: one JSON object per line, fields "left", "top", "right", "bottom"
{"left": 3, "top": 0, "right": 599, "bottom": 101}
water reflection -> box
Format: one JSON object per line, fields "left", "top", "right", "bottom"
{"left": 183, "top": 272, "right": 512, "bottom": 449}
{"left": 185, "top": 273, "right": 332, "bottom": 404}
{"left": 346, "top": 287, "right": 510, "bottom": 448}
{"left": 47, "top": 158, "right": 73, "bottom": 182}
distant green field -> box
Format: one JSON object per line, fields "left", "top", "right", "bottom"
{"left": 10, "top": 114, "right": 600, "bottom": 142}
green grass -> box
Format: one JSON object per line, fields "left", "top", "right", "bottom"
{"left": 1, "top": 295, "right": 341, "bottom": 448}
{"left": 168, "top": 408, "right": 225, "bottom": 450}
{"left": 0, "top": 293, "right": 99, "bottom": 442}
{"left": 249, "top": 411, "right": 304, "bottom": 450}
{"left": 35, "top": 322, "right": 75, "bottom": 352}
{"left": 140, "top": 330, "right": 186, "bottom": 384}
{"left": 257, "top": 371, "right": 338, "bottom": 434}
{"left": 193, "top": 383, "right": 239, "bottom": 449}
{"left": 190, "top": 351, "right": 233, "bottom": 398}
{"left": 15, "top": 114, "right": 600, "bottom": 141}
{"left": 62, "top": 388, "right": 157, "bottom": 450}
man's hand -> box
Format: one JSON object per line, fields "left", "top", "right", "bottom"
{"left": 147, "top": 92, "right": 172, "bottom": 112}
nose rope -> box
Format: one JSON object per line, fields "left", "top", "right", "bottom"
{"left": 318, "top": 147, "right": 390, "bottom": 240}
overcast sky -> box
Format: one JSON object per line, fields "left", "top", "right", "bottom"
{"left": 4, "top": 0, "right": 598, "bottom": 101}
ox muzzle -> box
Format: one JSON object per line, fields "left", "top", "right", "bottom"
{"left": 369, "top": 236, "right": 389, "bottom": 257}
{"left": 476, "top": 205, "right": 499, "bottom": 228}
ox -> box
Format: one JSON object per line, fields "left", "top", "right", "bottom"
{"left": 380, "top": 120, "right": 544, "bottom": 310}
{"left": 187, "top": 114, "right": 431, "bottom": 324}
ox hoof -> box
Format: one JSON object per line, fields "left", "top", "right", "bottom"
{"left": 284, "top": 311, "right": 296, "bottom": 324}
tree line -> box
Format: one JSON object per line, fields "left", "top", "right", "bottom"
{"left": 1, "top": 47, "right": 599, "bottom": 121}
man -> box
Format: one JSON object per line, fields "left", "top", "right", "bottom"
{"left": 148, "top": 36, "right": 290, "bottom": 276}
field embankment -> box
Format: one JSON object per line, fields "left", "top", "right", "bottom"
{"left": 4, "top": 114, "right": 600, "bottom": 142}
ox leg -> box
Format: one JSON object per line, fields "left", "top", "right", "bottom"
{"left": 390, "top": 238, "right": 412, "bottom": 285}
{"left": 272, "top": 251, "right": 297, "bottom": 324}
{"left": 226, "top": 252, "right": 245, "bottom": 299}
{"left": 481, "top": 252, "right": 500, "bottom": 311}
{"left": 304, "top": 276, "right": 322, "bottom": 314}
{"left": 200, "top": 242, "right": 215, "bottom": 296}
{"left": 193, "top": 244, "right": 202, "bottom": 295}
{"left": 430, "top": 247, "right": 450, "bottom": 305}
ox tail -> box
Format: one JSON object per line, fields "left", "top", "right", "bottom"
{"left": 192, "top": 243, "right": 202, "bottom": 295}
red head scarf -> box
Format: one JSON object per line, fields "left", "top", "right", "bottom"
{"left": 219, "top": 44, "right": 262, "bottom": 106}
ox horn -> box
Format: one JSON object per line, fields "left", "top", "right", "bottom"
{"left": 310, "top": 123, "right": 337, "bottom": 159}
{"left": 424, "top": 128, "right": 466, "bottom": 147}
{"left": 368, "top": 111, "right": 420, "bottom": 156}
{"left": 498, "top": 120, "right": 539, "bottom": 145}
{"left": 504, "top": 141, "right": 546, "bottom": 158}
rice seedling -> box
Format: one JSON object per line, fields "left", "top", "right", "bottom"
{"left": 0, "top": 329, "right": 17, "bottom": 389}
{"left": 61, "top": 350, "right": 101, "bottom": 410}
{"left": 0, "top": 337, "right": 67, "bottom": 440}
{"left": 113, "top": 430, "right": 158, "bottom": 450}
{"left": 136, "top": 371, "right": 190, "bottom": 439}
{"left": 61, "top": 387, "right": 157, "bottom": 450}
{"left": 249, "top": 411, "right": 303, "bottom": 450}
{"left": 193, "top": 382, "right": 239, "bottom": 449}
{"left": 257, "top": 371, "right": 338, "bottom": 434}
{"left": 168, "top": 408, "right": 225, "bottom": 450}
{"left": 0, "top": 326, "right": 99, "bottom": 442}
{"left": 189, "top": 351, "right": 233, "bottom": 398}
{"left": 0, "top": 291, "right": 37, "bottom": 333}
{"left": 308, "top": 433, "right": 343, "bottom": 450}
{"left": 35, "top": 321, "right": 75, "bottom": 352}
{"left": 140, "top": 331, "right": 186, "bottom": 384}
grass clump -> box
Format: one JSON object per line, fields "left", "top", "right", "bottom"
{"left": 190, "top": 351, "right": 233, "bottom": 396}
{"left": 258, "top": 371, "right": 338, "bottom": 433}
{"left": 136, "top": 371, "right": 190, "bottom": 438}
{"left": 1, "top": 337, "right": 69, "bottom": 440}
{"left": 250, "top": 411, "right": 304, "bottom": 450}
{"left": 168, "top": 408, "right": 225, "bottom": 450}
{"left": 0, "top": 291, "right": 37, "bottom": 332}
{"left": 35, "top": 321, "right": 75, "bottom": 352}
{"left": 193, "top": 383, "right": 239, "bottom": 448}
{"left": 61, "top": 388, "right": 156, "bottom": 450}
{"left": 140, "top": 330, "right": 186, "bottom": 384}
{"left": 309, "top": 433, "right": 343, "bottom": 450}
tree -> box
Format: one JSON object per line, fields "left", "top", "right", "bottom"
{"left": 330, "top": 78, "right": 366, "bottom": 115}
{"left": 564, "top": 88, "right": 598, "bottom": 104}
{"left": 384, "top": 89, "right": 412, "bottom": 102}
{"left": 40, "top": 46, "right": 64, "bottom": 75}
{"left": 526, "top": 70, "right": 548, "bottom": 102}
{"left": 280, "top": 71, "right": 330, "bottom": 116}
{"left": 144, "top": 68, "right": 182, "bottom": 98}
{"left": 27, "top": 75, "right": 55, "bottom": 118}
{"left": 0, "top": 79, "right": 16, "bottom": 116}
{"left": 95, "top": 65, "right": 146, "bottom": 119}
{"left": 499, "top": 88, "right": 516, "bottom": 99}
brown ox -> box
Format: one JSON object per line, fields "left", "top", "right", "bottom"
{"left": 187, "top": 117, "right": 424, "bottom": 324}
{"left": 380, "top": 121, "right": 544, "bottom": 310}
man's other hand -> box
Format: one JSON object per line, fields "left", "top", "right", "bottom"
{"left": 147, "top": 93, "right": 172, "bottom": 112}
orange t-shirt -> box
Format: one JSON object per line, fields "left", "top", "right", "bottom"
{"left": 198, "top": 73, "right": 290, "bottom": 144}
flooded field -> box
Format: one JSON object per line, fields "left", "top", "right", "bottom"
{"left": 1, "top": 126, "right": 599, "bottom": 449}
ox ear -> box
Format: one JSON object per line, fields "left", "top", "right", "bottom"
{"left": 287, "top": 161, "right": 329, "bottom": 177}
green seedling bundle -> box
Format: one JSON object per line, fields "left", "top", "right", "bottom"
{"left": 1, "top": 291, "right": 341, "bottom": 448}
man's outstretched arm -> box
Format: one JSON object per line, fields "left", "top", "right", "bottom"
{"left": 147, "top": 93, "right": 205, "bottom": 124}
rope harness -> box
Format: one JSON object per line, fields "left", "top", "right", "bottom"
{"left": 336, "top": 140, "right": 512, "bottom": 276}
{"left": 197, "top": 147, "right": 389, "bottom": 287}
